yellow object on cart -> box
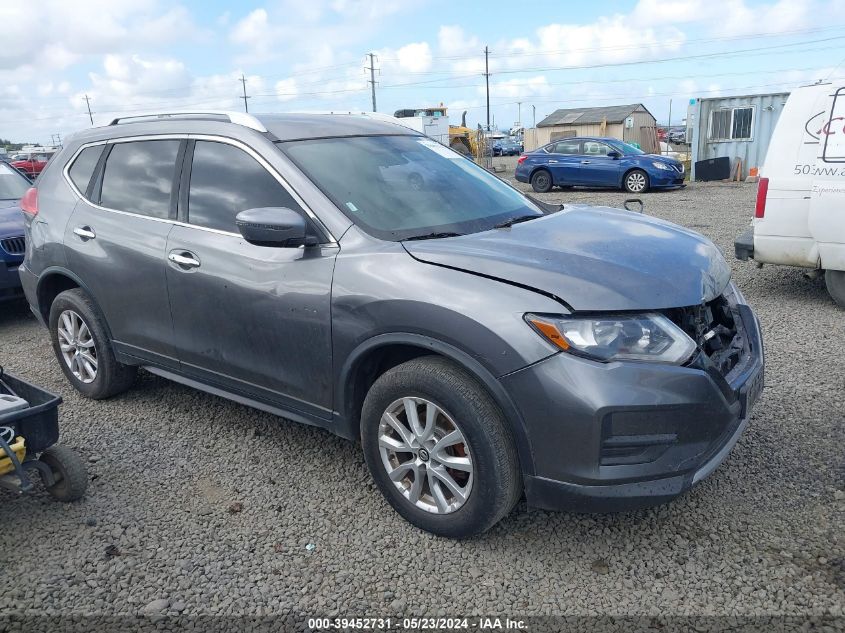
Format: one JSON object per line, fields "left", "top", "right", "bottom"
{"left": 0, "top": 436, "right": 26, "bottom": 475}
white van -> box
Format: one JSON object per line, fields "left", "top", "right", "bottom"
{"left": 735, "top": 82, "right": 845, "bottom": 307}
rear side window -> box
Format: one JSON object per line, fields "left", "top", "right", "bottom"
{"left": 100, "top": 140, "right": 180, "bottom": 218}
{"left": 187, "top": 140, "right": 303, "bottom": 233}
{"left": 552, "top": 141, "right": 580, "bottom": 154}
{"left": 67, "top": 145, "right": 103, "bottom": 195}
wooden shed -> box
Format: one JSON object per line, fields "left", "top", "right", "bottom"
{"left": 525, "top": 103, "right": 658, "bottom": 153}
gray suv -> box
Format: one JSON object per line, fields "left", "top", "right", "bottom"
{"left": 19, "top": 111, "right": 764, "bottom": 537}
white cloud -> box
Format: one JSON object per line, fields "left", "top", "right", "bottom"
{"left": 396, "top": 42, "right": 432, "bottom": 73}
{"left": 275, "top": 78, "right": 299, "bottom": 102}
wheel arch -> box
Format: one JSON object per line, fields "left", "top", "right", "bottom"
{"left": 336, "top": 333, "right": 536, "bottom": 476}
{"left": 35, "top": 267, "right": 114, "bottom": 341}
{"left": 621, "top": 166, "right": 649, "bottom": 189}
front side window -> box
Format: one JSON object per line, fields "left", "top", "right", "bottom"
{"left": 68, "top": 145, "right": 104, "bottom": 195}
{"left": 282, "top": 135, "right": 543, "bottom": 241}
{"left": 187, "top": 141, "right": 304, "bottom": 233}
{"left": 608, "top": 140, "right": 645, "bottom": 156}
{"left": 100, "top": 140, "right": 180, "bottom": 218}
{"left": 582, "top": 141, "right": 612, "bottom": 156}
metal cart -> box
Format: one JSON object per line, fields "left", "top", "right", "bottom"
{"left": 0, "top": 367, "right": 87, "bottom": 501}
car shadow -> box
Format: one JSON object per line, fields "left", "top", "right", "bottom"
{"left": 0, "top": 298, "right": 35, "bottom": 328}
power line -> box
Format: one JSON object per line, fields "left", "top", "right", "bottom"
{"left": 82, "top": 94, "right": 93, "bottom": 125}
{"left": 239, "top": 74, "right": 250, "bottom": 113}
{"left": 484, "top": 46, "right": 490, "bottom": 130}
{"left": 366, "top": 53, "right": 378, "bottom": 112}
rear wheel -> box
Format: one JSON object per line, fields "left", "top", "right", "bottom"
{"left": 49, "top": 289, "right": 137, "bottom": 399}
{"left": 361, "top": 357, "right": 521, "bottom": 538}
{"left": 530, "top": 169, "right": 553, "bottom": 193}
{"left": 825, "top": 270, "right": 845, "bottom": 308}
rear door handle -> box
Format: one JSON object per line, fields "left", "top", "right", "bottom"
{"left": 168, "top": 252, "right": 201, "bottom": 269}
{"left": 73, "top": 226, "right": 96, "bottom": 240}
{"left": 547, "top": 160, "right": 558, "bottom": 163}
{"left": 581, "top": 160, "right": 592, "bottom": 164}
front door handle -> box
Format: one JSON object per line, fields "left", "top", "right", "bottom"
{"left": 581, "top": 160, "right": 592, "bottom": 164}
{"left": 73, "top": 226, "right": 96, "bottom": 240}
{"left": 168, "top": 252, "right": 201, "bottom": 269}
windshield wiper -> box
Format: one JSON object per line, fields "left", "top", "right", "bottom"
{"left": 493, "top": 214, "right": 541, "bottom": 229}
{"left": 401, "top": 231, "right": 465, "bottom": 241}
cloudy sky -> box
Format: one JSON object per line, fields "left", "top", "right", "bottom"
{"left": 2, "top": 0, "right": 845, "bottom": 144}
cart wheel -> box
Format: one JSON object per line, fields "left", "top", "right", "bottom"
{"left": 39, "top": 445, "right": 88, "bottom": 502}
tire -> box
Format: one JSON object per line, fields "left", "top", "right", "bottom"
{"left": 49, "top": 288, "right": 137, "bottom": 399}
{"left": 530, "top": 169, "right": 553, "bottom": 193}
{"left": 825, "top": 270, "right": 845, "bottom": 308}
{"left": 40, "top": 445, "right": 88, "bottom": 502}
{"left": 623, "top": 169, "right": 649, "bottom": 193}
{"left": 450, "top": 141, "right": 471, "bottom": 156}
{"left": 361, "top": 356, "right": 521, "bottom": 538}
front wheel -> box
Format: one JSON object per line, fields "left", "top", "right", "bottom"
{"left": 623, "top": 169, "right": 649, "bottom": 193}
{"left": 361, "top": 357, "right": 521, "bottom": 538}
{"left": 825, "top": 270, "right": 845, "bottom": 308}
{"left": 530, "top": 169, "right": 553, "bottom": 193}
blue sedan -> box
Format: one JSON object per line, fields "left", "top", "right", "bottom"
{"left": 0, "top": 160, "right": 30, "bottom": 301}
{"left": 515, "top": 136, "right": 685, "bottom": 193}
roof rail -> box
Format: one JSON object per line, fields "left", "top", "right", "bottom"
{"left": 286, "top": 110, "right": 418, "bottom": 132}
{"left": 107, "top": 110, "right": 267, "bottom": 133}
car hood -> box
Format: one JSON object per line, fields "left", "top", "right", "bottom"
{"left": 0, "top": 200, "right": 24, "bottom": 236}
{"left": 402, "top": 205, "right": 731, "bottom": 311}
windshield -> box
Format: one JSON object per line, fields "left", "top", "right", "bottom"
{"left": 0, "top": 163, "right": 30, "bottom": 200}
{"left": 281, "top": 135, "right": 543, "bottom": 241}
{"left": 609, "top": 140, "right": 645, "bottom": 156}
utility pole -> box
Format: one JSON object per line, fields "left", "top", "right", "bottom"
{"left": 239, "top": 74, "right": 250, "bottom": 113}
{"left": 484, "top": 46, "right": 490, "bottom": 131}
{"left": 83, "top": 94, "right": 94, "bottom": 126}
{"left": 517, "top": 101, "right": 522, "bottom": 128}
{"left": 532, "top": 105, "right": 536, "bottom": 128}
{"left": 366, "top": 53, "right": 378, "bottom": 112}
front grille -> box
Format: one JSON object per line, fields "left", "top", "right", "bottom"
{"left": 673, "top": 163, "right": 685, "bottom": 174}
{"left": 666, "top": 294, "right": 743, "bottom": 376}
{"left": 0, "top": 236, "right": 25, "bottom": 255}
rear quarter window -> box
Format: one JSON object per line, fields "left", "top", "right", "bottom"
{"left": 67, "top": 145, "right": 104, "bottom": 195}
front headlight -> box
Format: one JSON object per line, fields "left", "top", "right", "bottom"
{"left": 652, "top": 161, "right": 672, "bottom": 170}
{"left": 525, "top": 313, "right": 696, "bottom": 364}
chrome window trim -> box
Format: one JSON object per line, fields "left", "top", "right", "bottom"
{"left": 61, "top": 133, "right": 337, "bottom": 244}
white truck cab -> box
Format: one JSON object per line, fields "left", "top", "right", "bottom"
{"left": 735, "top": 82, "right": 845, "bottom": 307}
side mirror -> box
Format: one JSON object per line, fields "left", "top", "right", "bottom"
{"left": 608, "top": 150, "right": 622, "bottom": 159}
{"left": 235, "top": 207, "right": 318, "bottom": 247}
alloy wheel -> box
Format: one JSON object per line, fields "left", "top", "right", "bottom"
{"left": 626, "top": 172, "right": 647, "bottom": 192}
{"left": 57, "top": 309, "right": 98, "bottom": 384}
{"left": 377, "top": 397, "right": 473, "bottom": 514}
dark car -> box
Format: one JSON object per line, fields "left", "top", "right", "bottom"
{"left": 0, "top": 161, "right": 30, "bottom": 300}
{"left": 493, "top": 138, "right": 522, "bottom": 156}
{"left": 515, "top": 136, "right": 685, "bottom": 193}
{"left": 20, "top": 112, "right": 762, "bottom": 538}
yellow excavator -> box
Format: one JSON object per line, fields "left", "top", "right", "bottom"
{"left": 393, "top": 106, "right": 480, "bottom": 157}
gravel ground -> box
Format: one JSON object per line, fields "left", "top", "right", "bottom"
{"left": 0, "top": 171, "right": 843, "bottom": 620}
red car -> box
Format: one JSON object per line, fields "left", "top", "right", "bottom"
{"left": 10, "top": 153, "right": 54, "bottom": 179}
